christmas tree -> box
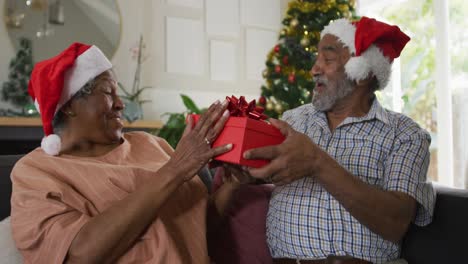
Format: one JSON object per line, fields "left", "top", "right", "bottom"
{"left": 258, "top": 0, "right": 356, "bottom": 118}
{"left": 1, "top": 37, "right": 35, "bottom": 115}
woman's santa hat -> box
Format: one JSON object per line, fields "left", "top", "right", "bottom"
{"left": 321, "top": 16, "right": 410, "bottom": 89}
{"left": 28, "top": 43, "right": 112, "bottom": 156}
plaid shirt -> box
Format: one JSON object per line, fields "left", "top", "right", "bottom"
{"left": 266, "top": 99, "right": 435, "bottom": 263}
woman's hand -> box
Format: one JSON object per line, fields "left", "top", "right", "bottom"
{"left": 167, "top": 100, "right": 232, "bottom": 181}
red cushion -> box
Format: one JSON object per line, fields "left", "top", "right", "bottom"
{"left": 208, "top": 168, "right": 273, "bottom": 264}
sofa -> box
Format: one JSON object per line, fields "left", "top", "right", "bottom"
{"left": 1, "top": 154, "right": 468, "bottom": 263}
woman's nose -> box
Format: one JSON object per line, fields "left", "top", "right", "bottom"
{"left": 113, "top": 95, "right": 125, "bottom": 110}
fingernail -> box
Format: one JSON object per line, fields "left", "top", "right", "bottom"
{"left": 222, "top": 109, "right": 229, "bottom": 117}
{"left": 214, "top": 100, "right": 220, "bottom": 105}
{"left": 243, "top": 151, "right": 249, "bottom": 159}
{"left": 222, "top": 99, "right": 229, "bottom": 106}
{"left": 226, "top": 143, "right": 233, "bottom": 150}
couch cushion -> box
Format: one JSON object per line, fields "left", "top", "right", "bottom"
{"left": 0, "top": 155, "right": 23, "bottom": 221}
{"left": 401, "top": 185, "right": 468, "bottom": 264}
{"left": 0, "top": 217, "right": 23, "bottom": 263}
{"left": 208, "top": 168, "right": 273, "bottom": 264}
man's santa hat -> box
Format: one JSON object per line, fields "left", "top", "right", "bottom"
{"left": 28, "top": 43, "right": 112, "bottom": 156}
{"left": 321, "top": 16, "right": 410, "bottom": 89}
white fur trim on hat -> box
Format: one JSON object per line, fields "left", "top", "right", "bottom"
{"left": 321, "top": 18, "right": 356, "bottom": 54}
{"left": 356, "top": 45, "right": 392, "bottom": 88}
{"left": 321, "top": 19, "right": 392, "bottom": 89}
{"left": 41, "top": 134, "right": 61, "bottom": 156}
{"left": 56, "top": 45, "right": 112, "bottom": 114}
{"left": 345, "top": 56, "right": 371, "bottom": 82}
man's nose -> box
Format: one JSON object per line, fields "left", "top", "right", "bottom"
{"left": 310, "top": 60, "right": 323, "bottom": 77}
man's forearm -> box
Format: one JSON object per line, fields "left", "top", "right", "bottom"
{"left": 66, "top": 165, "right": 185, "bottom": 263}
{"left": 315, "top": 153, "right": 416, "bottom": 243}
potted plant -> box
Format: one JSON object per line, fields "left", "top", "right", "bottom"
{"left": 119, "top": 35, "right": 152, "bottom": 122}
{"left": 157, "top": 94, "right": 205, "bottom": 148}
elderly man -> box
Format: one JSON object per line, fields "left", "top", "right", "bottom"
{"left": 244, "top": 17, "right": 435, "bottom": 264}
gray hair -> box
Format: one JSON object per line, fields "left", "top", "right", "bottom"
{"left": 370, "top": 76, "right": 380, "bottom": 93}
{"left": 51, "top": 78, "right": 97, "bottom": 134}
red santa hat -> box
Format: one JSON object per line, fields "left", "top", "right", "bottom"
{"left": 321, "top": 16, "right": 410, "bottom": 89}
{"left": 28, "top": 42, "right": 112, "bottom": 155}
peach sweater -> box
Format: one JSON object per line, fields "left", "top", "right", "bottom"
{"left": 10, "top": 132, "right": 209, "bottom": 264}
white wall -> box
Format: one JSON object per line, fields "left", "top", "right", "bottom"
{"left": 1, "top": 0, "right": 286, "bottom": 120}
{"left": 7, "top": 0, "right": 114, "bottom": 61}
{"left": 139, "top": 0, "right": 284, "bottom": 121}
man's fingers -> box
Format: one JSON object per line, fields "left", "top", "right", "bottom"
{"left": 248, "top": 158, "right": 282, "bottom": 180}
{"left": 268, "top": 118, "right": 292, "bottom": 137}
{"left": 243, "top": 145, "right": 280, "bottom": 160}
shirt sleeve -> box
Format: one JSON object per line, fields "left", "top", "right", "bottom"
{"left": 10, "top": 159, "right": 91, "bottom": 264}
{"left": 383, "top": 122, "right": 435, "bottom": 226}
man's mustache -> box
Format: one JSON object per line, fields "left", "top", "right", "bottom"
{"left": 313, "top": 76, "right": 328, "bottom": 85}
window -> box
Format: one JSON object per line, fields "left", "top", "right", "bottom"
{"left": 358, "top": 0, "right": 468, "bottom": 188}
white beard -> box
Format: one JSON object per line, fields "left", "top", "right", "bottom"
{"left": 312, "top": 75, "right": 355, "bottom": 111}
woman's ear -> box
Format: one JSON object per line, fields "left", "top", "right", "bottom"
{"left": 61, "top": 104, "right": 76, "bottom": 117}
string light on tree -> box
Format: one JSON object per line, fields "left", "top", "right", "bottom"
{"left": 274, "top": 103, "right": 283, "bottom": 113}
{"left": 290, "top": 18, "right": 299, "bottom": 27}
{"left": 266, "top": 102, "right": 274, "bottom": 111}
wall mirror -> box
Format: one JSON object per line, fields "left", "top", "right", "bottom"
{"left": 4, "top": 0, "right": 121, "bottom": 61}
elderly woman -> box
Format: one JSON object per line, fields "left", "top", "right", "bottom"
{"left": 10, "top": 43, "right": 245, "bottom": 263}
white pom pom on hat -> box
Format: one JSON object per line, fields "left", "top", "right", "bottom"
{"left": 28, "top": 43, "right": 112, "bottom": 155}
{"left": 41, "top": 134, "right": 61, "bottom": 156}
{"left": 321, "top": 16, "right": 410, "bottom": 89}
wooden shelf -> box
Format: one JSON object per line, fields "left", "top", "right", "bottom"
{"left": 0, "top": 117, "right": 163, "bottom": 129}
{"left": 0, "top": 117, "right": 165, "bottom": 155}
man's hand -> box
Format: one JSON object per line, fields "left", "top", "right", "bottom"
{"left": 243, "top": 119, "right": 323, "bottom": 185}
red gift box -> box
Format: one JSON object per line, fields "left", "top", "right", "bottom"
{"left": 188, "top": 96, "right": 285, "bottom": 168}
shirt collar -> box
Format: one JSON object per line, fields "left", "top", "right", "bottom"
{"left": 308, "top": 97, "right": 390, "bottom": 128}
{"left": 341, "top": 98, "right": 390, "bottom": 125}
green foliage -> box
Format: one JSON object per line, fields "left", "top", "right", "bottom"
{"left": 156, "top": 94, "right": 205, "bottom": 148}
{"left": 380, "top": 0, "right": 437, "bottom": 133}
{"left": 449, "top": 0, "right": 468, "bottom": 75}
{"left": 1, "top": 37, "right": 34, "bottom": 111}
{"left": 260, "top": 0, "right": 357, "bottom": 118}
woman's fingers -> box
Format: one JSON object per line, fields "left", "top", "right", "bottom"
{"left": 181, "top": 114, "right": 194, "bottom": 139}
{"left": 199, "top": 100, "right": 229, "bottom": 136}
{"left": 194, "top": 100, "right": 220, "bottom": 132}
{"left": 209, "top": 143, "right": 233, "bottom": 158}
{"left": 209, "top": 109, "right": 230, "bottom": 140}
